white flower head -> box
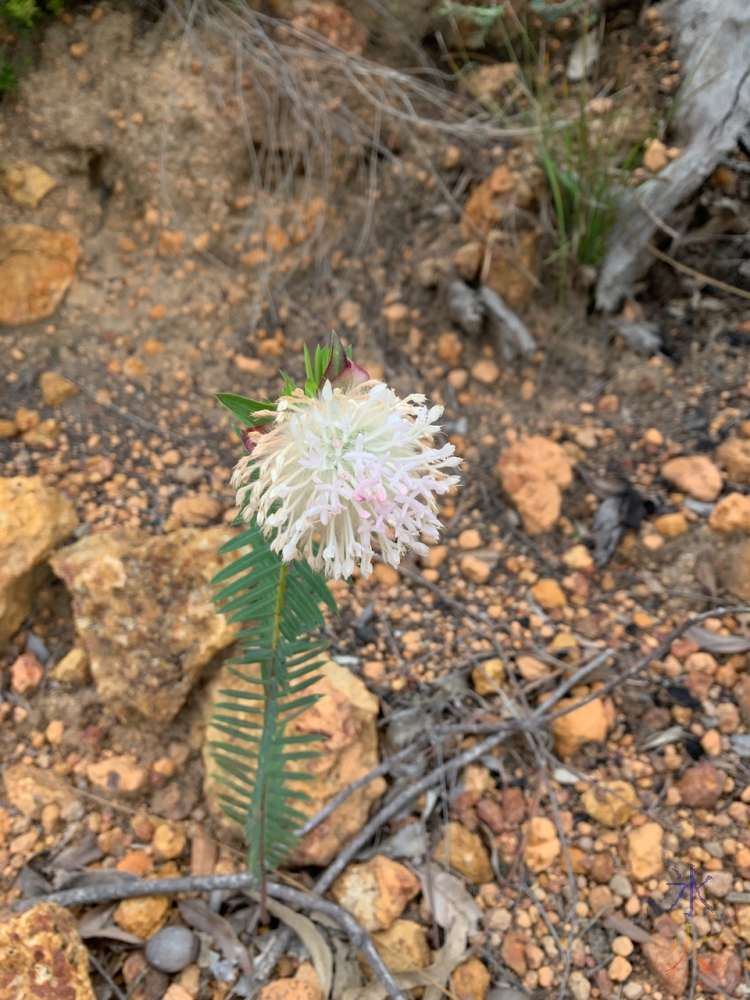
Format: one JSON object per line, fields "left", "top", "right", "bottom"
{"left": 231, "top": 379, "right": 461, "bottom": 579}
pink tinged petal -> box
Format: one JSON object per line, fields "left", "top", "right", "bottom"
{"left": 240, "top": 428, "right": 259, "bottom": 454}
{"left": 322, "top": 332, "right": 370, "bottom": 390}
{"left": 329, "top": 358, "right": 370, "bottom": 392}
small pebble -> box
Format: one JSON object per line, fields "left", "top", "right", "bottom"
{"left": 623, "top": 984, "right": 644, "bottom": 1000}
{"left": 609, "top": 874, "right": 632, "bottom": 898}
{"left": 144, "top": 926, "right": 199, "bottom": 973}
{"left": 608, "top": 956, "right": 633, "bottom": 982}
{"left": 612, "top": 936, "right": 634, "bottom": 957}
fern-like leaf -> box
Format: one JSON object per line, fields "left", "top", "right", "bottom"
{"left": 210, "top": 515, "right": 336, "bottom": 882}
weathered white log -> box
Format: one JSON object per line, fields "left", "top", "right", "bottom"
{"left": 596, "top": 0, "right": 750, "bottom": 311}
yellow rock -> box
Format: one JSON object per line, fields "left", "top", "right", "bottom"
{"left": 709, "top": 493, "right": 750, "bottom": 532}
{"left": 462, "top": 764, "right": 494, "bottom": 799}
{"left": 294, "top": 962, "right": 324, "bottom": 1000}
{"left": 87, "top": 756, "right": 146, "bottom": 795}
{"left": 458, "top": 529, "right": 482, "bottom": 550}
{"left": 551, "top": 696, "right": 615, "bottom": 757}
{"left": 204, "top": 660, "right": 386, "bottom": 867}
{"left": 381, "top": 303, "right": 410, "bottom": 336}
{"left": 496, "top": 436, "right": 573, "bottom": 535}
{"left": 0, "top": 224, "right": 80, "bottom": 326}
{"left": 258, "top": 982, "right": 318, "bottom": 1000}
{"left": 3, "top": 763, "right": 78, "bottom": 820}
{"left": 49, "top": 646, "right": 90, "bottom": 684}
{"left": 152, "top": 823, "right": 186, "bottom": 860}
{"left": 452, "top": 957, "right": 491, "bottom": 1000}
{"left": 438, "top": 331, "right": 463, "bottom": 367}
{"left": 717, "top": 437, "right": 750, "bottom": 483}
{"left": 661, "top": 455, "right": 722, "bottom": 502}
{"left": 523, "top": 816, "right": 560, "bottom": 873}
{"left": 0, "top": 476, "right": 78, "bottom": 643}
{"left": 483, "top": 229, "right": 542, "bottom": 311}
{"left": 612, "top": 936, "right": 634, "bottom": 957}
{"left": 471, "top": 360, "right": 500, "bottom": 385}
{"left": 516, "top": 655, "right": 549, "bottom": 680}
{"left": 654, "top": 512, "right": 688, "bottom": 537}
{"left": 701, "top": 729, "right": 721, "bottom": 756}
{"left": 0, "top": 902, "right": 95, "bottom": 999}
{"left": 530, "top": 578, "right": 566, "bottom": 609}
{"left": 157, "top": 230, "right": 185, "bottom": 256}
{"left": 455, "top": 241, "right": 482, "bottom": 281}
{"left": 51, "top": 527, "right": 238, "bottom": 723}
{"left": 460, "top": 555, "right": 492, "bottom": 584}
{"left": 40, "top": 371, "right": 79, "bottom": 407}
{"left": 642, "top": 533, "right": 664, "bottom": 552}
{"left": 170, "top": 495, "right": 222, "bottom": 526}
{"left": 460, "top": 62, "right": 517, "bottom": 100}
{"left": 423, "top": 544, "right": 448, "bottom": 569}
{"left": 471, "top": 658, "right": 506, "bottom": 695}
{"left": 608, "top": 956, "right": 633, "bottom": 982}
{"left": 581, "top": 781, "right": 640, "bottom": 827}
{"left": 627, "top": 822, "right": 663, "bottom": 882}
{"left": 547, "top": 631, "right": 580, "bottom": 662}
{"left": 644, "top": 138, "right": 668, "bottom": 173}
{"left": 0, "top": 160, "right": 57, "bottom": 208}
{"left": 433, "top": 821, "right": 494, "bottom": 883}
{"left": 373, "top": 562, "right": 399, "bottom": 586}
{"left": 461, "top": 162, "right": 539, "bottom": 240}
{"left": 371, "top": 919, "right": 431, "bottom": 973}
{"left": 568, "top": 847, "right": 590, "bottom": 875}
{"left": 163, "top": 987, "right": 196, "bottom": 1000}
{"left": 331, "top": 855, "right": 421, "bottom": 932}
{"left": 562, "top": 544, "right": 594, "bottom": 572}
{"left": 114, "top": 893, "right": 170, "bottom": 939}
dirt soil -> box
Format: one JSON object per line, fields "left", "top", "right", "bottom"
{"left": 2, "top": 3, "right": 750, "bottom": 1000}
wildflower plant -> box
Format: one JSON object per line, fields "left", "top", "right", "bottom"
{"left": 210, "top": 334, "right": 459, "bottom": 892}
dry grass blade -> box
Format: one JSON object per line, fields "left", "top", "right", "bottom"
{"left": 159, "top": 0, "right": 540, "bottom": 329}
{"left": 602, "top": 915, "right": 653, "bottom": 945}
{"left": 683, "top": 625, "right": 750, "bottom": 653}
{"left": 178, "top": 897, "right": 253, "bottom": 976}
{"left": 345, "top": 953, "right": 467, "bottom": 1000}
{"left": 422, "top": 915, "right": 469, "bottom": 1000}
{"left": 247, "top": 891, "right": 334, "bottom": 1000}
{"left": 419, "top": 865, "right": 482, "bottom": 934}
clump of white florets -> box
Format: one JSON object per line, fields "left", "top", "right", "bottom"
{"left": 231, "top": 378, "right": 460, "bottom": 580}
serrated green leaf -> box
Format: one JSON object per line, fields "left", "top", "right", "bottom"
{"left": 216, "top": 528, "right": 257, "bottom": 554}
{"left": 209, "top": 511, "right": 331, "bottom": 882}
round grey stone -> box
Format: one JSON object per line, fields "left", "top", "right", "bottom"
{"left": 609, "top": 874, "right": 633, "bottom": 898}
{"left": 144, "top": 925, "right": 199, "bottom": 973}
{"left": 705, "top": 869, "right": 733, "bottom": 897}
